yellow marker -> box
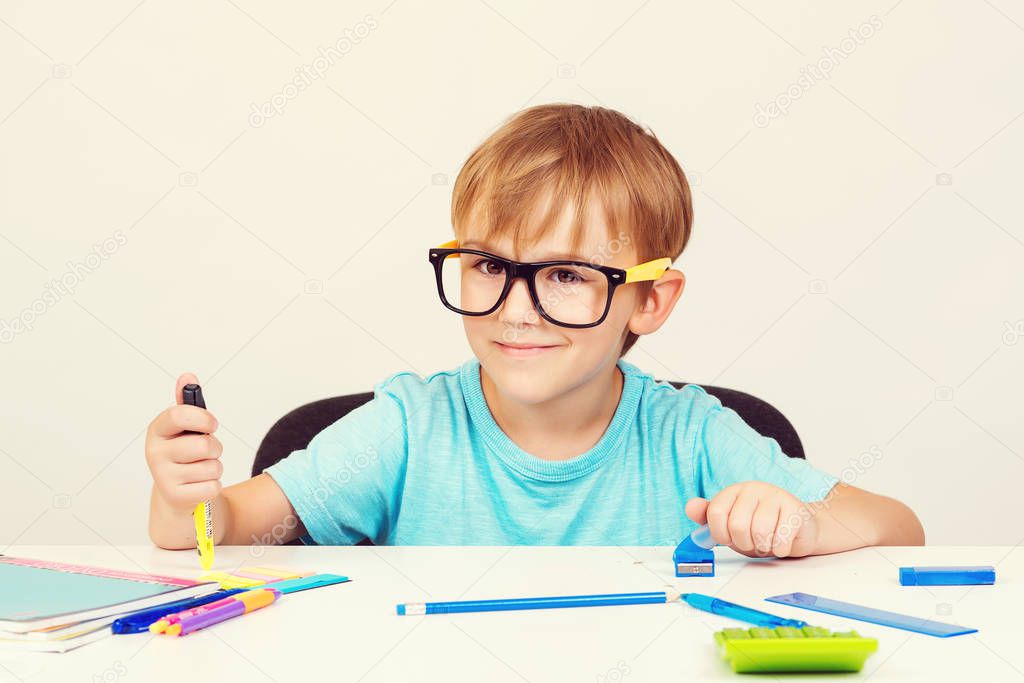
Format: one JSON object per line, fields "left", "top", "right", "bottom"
{"left": 193, "top": 501, "right": 214, "bottom": 571}
{"left": 166, "top": 623, "right": 182, "bottom": 636}
{"left": 149, "top": 619, "right": 170, "bottom": 634}
{"left": 182, "top": 383, "right": 215, "bottom": 571}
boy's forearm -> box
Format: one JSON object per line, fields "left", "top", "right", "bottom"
{"left": 809, "top": 483, "right": 925, "bottom": 555}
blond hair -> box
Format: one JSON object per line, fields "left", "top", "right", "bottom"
{"left": 451, "top": 104, "right": 693, "bottom": 355}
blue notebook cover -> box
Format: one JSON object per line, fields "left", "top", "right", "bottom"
{"left": 0, "top": 556, "right": 218, "bottom": 633}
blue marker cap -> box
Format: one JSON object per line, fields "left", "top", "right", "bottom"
{"left": 899, "top": 566, "right": 995, "bottom": 586}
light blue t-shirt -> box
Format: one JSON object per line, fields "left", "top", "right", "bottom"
{"left": 265, "top": 358, "right": 838, "bottom": 546}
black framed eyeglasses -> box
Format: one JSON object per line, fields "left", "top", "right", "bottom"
{"left": 427, "top": 240, "right": 672, "bottom": 329}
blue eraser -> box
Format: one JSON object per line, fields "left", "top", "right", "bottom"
{"left": 396, "top": 604, "right": 406, "bottom": 615}
{"left": 899, "top": 566, "right": 995, "bottom": 586}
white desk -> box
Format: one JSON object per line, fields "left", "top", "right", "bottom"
{"left": 1, "top": 545, "right": 1020, "bottom": 682}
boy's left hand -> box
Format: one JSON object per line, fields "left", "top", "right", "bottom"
{"left": 685, "top": 481, "right": 819, "bottom": 558}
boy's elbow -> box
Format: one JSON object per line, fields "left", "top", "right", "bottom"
{"left": 905, "top": 505, "right": 925, "bottom": 546}
{"left": 148, "top": 520, "right": 192, "bottom": 551}
{"left": 148, "top": 530, "right": 177, "bottom": 551}
{"left": 890, "top": 499, "right": 925, "bottom": 546}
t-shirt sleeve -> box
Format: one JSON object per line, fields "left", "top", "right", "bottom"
{"left": 263, "top": 381, "right": 408, "bottom": 545}
{"left": 689, "top": 387, "right": 838, "bottom": 503}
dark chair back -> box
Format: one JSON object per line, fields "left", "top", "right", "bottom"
{"left": 253, "top": 381, "right": 804, "bottom": 477}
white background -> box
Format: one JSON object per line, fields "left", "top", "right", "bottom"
{"left": 0, "top": 0, "right": 1021, "bottom": 546}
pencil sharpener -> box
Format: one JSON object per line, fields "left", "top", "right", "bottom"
{"left": 673, "top": 535, "right": 715, "bottom": 577}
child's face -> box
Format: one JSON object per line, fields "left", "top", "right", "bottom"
{"left": 460, "top": 202, "right": 642, "bottom": 406}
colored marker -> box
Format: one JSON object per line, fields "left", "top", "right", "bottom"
{"left": 168, "top": 588, "right": 280, "bottom": 636}
{"left": 113, "top": 588, "right": 246, "bottom": 634}
{"left": 183, "top": 383, "right": 214, "bottom": 571}
{"left": 149, "top": 592, "right": 248, "bottom": 633}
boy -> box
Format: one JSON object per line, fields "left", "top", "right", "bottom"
{"left": 146, "top": 104, "right": 923, "bottom": 555}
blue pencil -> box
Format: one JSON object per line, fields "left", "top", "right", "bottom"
{"left": 396, "top": 591, "right": 671, "bottom": 616}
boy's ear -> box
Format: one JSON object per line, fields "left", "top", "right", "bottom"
{"left": 627, "top": 269, "right": 685, "bottom": 337}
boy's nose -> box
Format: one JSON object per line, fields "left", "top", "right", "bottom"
{"left": 497, "top": 277, "right": 540, "bottom": 326}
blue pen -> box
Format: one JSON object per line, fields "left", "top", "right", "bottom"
{"left": 397, "top": 591, "right": 671, "bottom": 615}
{"left": 682, "top": 593, "right": 807, "bottom": 628}
{"left": 112, "top": 589, "right": 247, "bottom": 634}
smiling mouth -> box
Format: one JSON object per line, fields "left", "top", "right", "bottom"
{"left": 494, "top": 341, "right": 560, "bottom": 356}
{"left": 498, "top": 342, "right": 556, "bottom": 349}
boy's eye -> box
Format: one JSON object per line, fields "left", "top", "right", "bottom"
{"left": 473, "top": 258, "right": 506, "bottom": 276}
{"left": 550, "top": 268, "right": 584, "bottom": 285}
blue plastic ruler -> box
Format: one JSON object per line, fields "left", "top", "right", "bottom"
{"left": 765, "top": 592, "right": 977, "bottom": 638}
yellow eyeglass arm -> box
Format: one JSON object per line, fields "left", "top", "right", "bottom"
{"left": 623, "top": 257, "right": 672, "bottom": 284}
{"left": 435, "top": 239, "right": 460, "bottom": 259}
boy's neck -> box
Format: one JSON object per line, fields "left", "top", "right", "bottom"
{"left": 479, "top": 362, "right": 624, "bottom": 461}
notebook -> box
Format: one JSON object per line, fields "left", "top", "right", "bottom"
{"left": 0, "top": 618, "right": 114, "bottom": 653}
{"left": 0, "top": 556, "right": 219, "bottom": 634}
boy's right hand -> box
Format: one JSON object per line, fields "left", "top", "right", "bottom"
{"left": 145, "top": 373, "right": 223, "bottom": 512}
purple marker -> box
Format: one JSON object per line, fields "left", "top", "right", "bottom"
{"left": 170, "top": 588, "right": 281, "bottom": 636}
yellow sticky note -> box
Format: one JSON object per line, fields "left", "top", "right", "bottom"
{"left": 238, "top": 566, "right": 307, "bottom": 580}
{"left": 199, "top": 571, "right": 266, "bottom": 590}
